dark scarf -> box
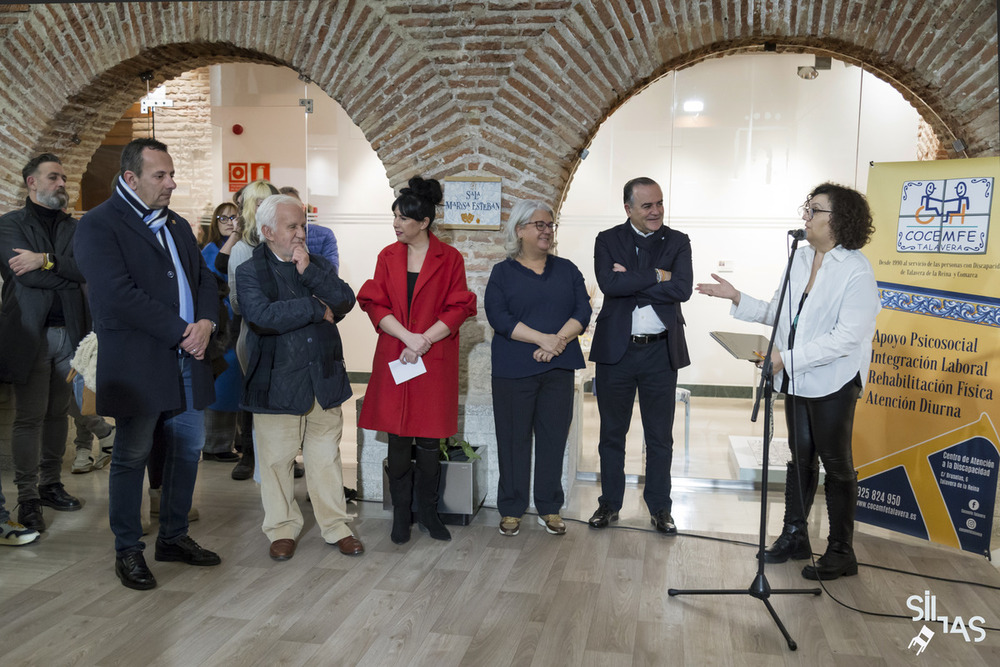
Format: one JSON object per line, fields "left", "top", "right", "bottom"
{"left": 242, "top": 245, "right": 339, "bottom": 407}
{"left": 634, "top": 226, "right": 666, "bottom": 307}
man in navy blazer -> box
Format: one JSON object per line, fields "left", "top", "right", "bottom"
{"left": 75, "top": 138, "right": 221, "bottom": 590}
{"left": 588, "top": 177, "right": 692, "bottom": 534}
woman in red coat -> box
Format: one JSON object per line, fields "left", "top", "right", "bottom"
{"left": 357, "top": 176, "right": 477, "bottom": 544}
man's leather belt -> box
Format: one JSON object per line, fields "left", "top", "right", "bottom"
{"left": 630, "top": 332, "right": 667, "bottom": 345}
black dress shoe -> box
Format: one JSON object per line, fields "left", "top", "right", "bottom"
{"left": 231, "top": 454, "right": 253, "bottom": 480}
{"left": 154, "top": 535, "right": 221, "bottom": 566}
{"left": 38, "top": 483, "right": 82, "bottom": 511}
{"left": 650, "top": 509, "right": 677, "bottom": 534}
{"left": 293, "top": 461, "right": 305, "bottom": 478}
{"left": 202, "top": 451, "right": 240, "bottom": 462}
{"left": 17, "top": 499, "right": 45, "bottom": 532}
{"left": 588, "top": 504, "right": 619, "bottom": 529}
{"left": 116, "top": 551, "right": 157, "bottom": 590}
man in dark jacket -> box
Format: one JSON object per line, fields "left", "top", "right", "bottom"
{"left": 0, "top": 153, "right": 87, "bottom": 531}
{"left": 237, "top": 194, "right": 361, "bottom": 562}
{"left": 75, "top": 139, "right": 220, "bottom": 590}
{"left": 588, "top": 177, "right": 692, "bottom": 534}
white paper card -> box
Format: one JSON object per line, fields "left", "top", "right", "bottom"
{"left": 389, "top": 356, "right": 427, "bottom": 385}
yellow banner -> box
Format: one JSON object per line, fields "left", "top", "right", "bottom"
{"left": 856, "top": 158, "right": 1000, "bottom": 555}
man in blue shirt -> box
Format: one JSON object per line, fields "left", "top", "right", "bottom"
{"left": 279, "top": 186, "right": 339, "bottom": 272}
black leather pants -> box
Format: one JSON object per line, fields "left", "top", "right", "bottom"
{"left": 784, "top": 375, "right": 862, "bottom": 484}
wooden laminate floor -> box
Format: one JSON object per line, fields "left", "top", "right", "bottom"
{"left": 2, "top": 397, "right": 1000, "bottom": 666}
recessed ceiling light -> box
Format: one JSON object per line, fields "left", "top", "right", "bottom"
{"left": 683, "top": 99, "right": 704, "bottom": 113}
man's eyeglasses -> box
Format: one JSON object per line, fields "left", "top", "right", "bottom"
{"left": 797, "top": 205, "right": 832, "bottom": 220}
{"left": 525, "top": 221, "right": 558, "bottom": 232}
{"left": 216, "top": 215, "right": 238, "bottom": 222}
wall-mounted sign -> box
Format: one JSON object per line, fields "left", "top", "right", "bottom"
{"left": 251, "top": 163, "right": 271, "bottom": 182}
{"left": 228, "top": 162, "right": 248, "bottom": 193}
{"left": 443, "top": 176, "right": 501, "bottom": 230}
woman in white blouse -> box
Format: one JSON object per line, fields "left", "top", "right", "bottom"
{"left": 697, "top": 183, "right": 880, "bottom": 581}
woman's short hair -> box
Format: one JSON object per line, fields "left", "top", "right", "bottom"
{"left": 205, "top": 202, "right": 237, "bottom": 247}
{"left": 810, "top": 182, "right": 875, "bottom": 250}
{"left": 256, "top": 194, "right": 302, "bottom": 241}
{"left": 392, "top": 176, "right": 443, "bottom": 229}
{"left": 240, "top": 180, "right": 279, "bottom": 247}
{"left": 503, "top": 199, "right": 555, "bottom": 258}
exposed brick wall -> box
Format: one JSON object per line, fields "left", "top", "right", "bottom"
{"left": 1, "top": 1, "right": 996, "bottom": 214}
{"left": 130, "top": 67, "right": 214, "bottom": 230}
{"left": 0, "top": 0, "right": 996, "bottom": 397}
{"left": 917, "top": 117, "right": 948, "bottom": 161}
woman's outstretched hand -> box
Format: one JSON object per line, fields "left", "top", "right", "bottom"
{"left": 695, "top": 273, "right": 740, "bottom": 304}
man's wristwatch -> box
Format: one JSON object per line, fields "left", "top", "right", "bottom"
{"left": 42, "top": 253, "right": 54, "bottom": 271}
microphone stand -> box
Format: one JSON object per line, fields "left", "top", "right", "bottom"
{"left": 669, "top": 233, "right": 820, "bottom": 651}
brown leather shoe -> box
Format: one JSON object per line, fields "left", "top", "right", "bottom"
{"left": 335, "top": 534, "right": 364, "bottom": 556}
{"left": 269, "top": 538, "right": 296, "bottom": 561}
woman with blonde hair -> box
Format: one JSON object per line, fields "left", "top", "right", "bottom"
{"left": 225, "top": 180, "right": 278, "bottom": 480}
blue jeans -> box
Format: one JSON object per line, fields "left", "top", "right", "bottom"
{"left": 109, "top": 358, "right": 205, "bottom": 555}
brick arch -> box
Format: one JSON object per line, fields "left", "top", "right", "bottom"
{"left": 0, "top": 1, "right": 468, "bottom": 210}
{"left": 0, "top": 1, "right": 996, "bottom": 214}
{"left": 486, "top": 2, "right": 998, "bottom": 208}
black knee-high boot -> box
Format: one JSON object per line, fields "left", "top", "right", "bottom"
{"left": 763, "top": 462, "right": 818, "bottom": 562}
{"left": 802, "top": 474, "right": 858, "bottom": 580}
{"left": 414, "top": 446, "right": 451, "bottom": 541}
{"left": 386, "top": 435, "right": 415, "bottom": 544}
{"left": 388, "top": 466, "right": 413, "bottom": 544}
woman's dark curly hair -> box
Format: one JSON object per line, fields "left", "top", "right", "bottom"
{"left": 810, "top": 182, "right": 874, "bottom": 250}
{"left": 392, "top": 176, "right": 443, "bottom": 229}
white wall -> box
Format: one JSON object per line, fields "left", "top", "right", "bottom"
{"left": 558, "top": 54, "right": 921, "bottom": 387}
{"left": 210, "top": 63, "right": 395, "bottom": 373}
{"left": 209, "top": 56, "right": 920, "bottom": 383}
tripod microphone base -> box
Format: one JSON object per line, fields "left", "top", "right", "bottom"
{"left": 668, "top": 574, "right": 821, "bottom": 651}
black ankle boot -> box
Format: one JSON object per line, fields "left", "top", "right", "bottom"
{"left": 231, "top": 445, "right": 254, "bottom": 481}
{"left": 763, "top": 523, "right": 811, "bottom": 563}
{"left": 802, "top": 540, "right": 858, "bottom": 580}
{"left": 802, "top": 475, "right": 859, "bottom": 580}
{"left": 414, "top": 447, "right": 451, "bottom": 541}
{"left": 388, "top": 467, "right": 413, "bottom": 545}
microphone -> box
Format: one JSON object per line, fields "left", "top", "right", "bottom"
{"left": 788, "top": 229, "right": 806, "bottom": 240}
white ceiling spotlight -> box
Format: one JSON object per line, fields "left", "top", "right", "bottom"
{"left": 798, "top": 56, "right": 831, "bottom": 80}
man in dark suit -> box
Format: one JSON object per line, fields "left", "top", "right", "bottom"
{"left": 0, "top": 153, "right": 87, "bottom": 531}
{"left": 75, "top": 138, "right": 220, "bottom": 590}
{"left": 588, "top": 177, "right": 692, "bottom": 533}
